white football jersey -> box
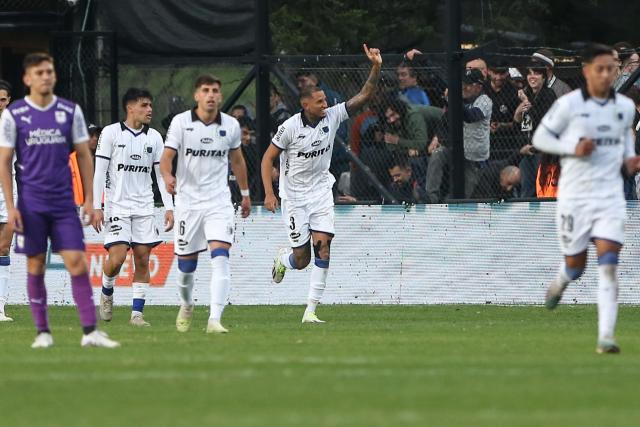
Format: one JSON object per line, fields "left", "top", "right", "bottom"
{"left": 272, "top": 102, "right": 349, "bottom": 202}
{"left": 95, "top": 122, "right": 164, "bottom": 216}
{"left": 165, "top": 109, "right": 241, "bottom": 210}
{"left": 533, "top": 88, "right": 636, "bottom": 202}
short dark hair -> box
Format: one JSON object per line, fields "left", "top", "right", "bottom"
{"left": 581, "top": 43, "right": 614, "bottom": 64}
{"left": 270, "top": 83, "right": 281, "bottom": 97}
{"left": 194, "top": 74, "right": 222, "bottom": 89}
{"left": 383, "top": 95, "right": 409, "bottom": 118}
{"left": 299, "top": 85, "right": 323, "bottom": 100}
{"left": 0, "top": 80, "right": 12, "bottom": 95}
{"left": 121, "top": 88, "right": 152, "bottom": 112}
{"left": 238, "top": 116, "right": 255, "bottom": 131}
{"left": 23, "top": 52, "right": 54, "bottom": 71}
{"left": 625, "top": 86, "right": 640, "bottom": 106}
{"left": 613, "top": 41, "right": 634, "bottom": 62}
{"left": 295, "top": 70, "right": 315, "bottom": 79}
{"left": 397, "top": 62, "right": 417, "bottom": 77}
{"left": 231, "top": 105, "right": 248, "bottom": 114}
{"left": 389, "top": 153, "right": 411, "bottom": 170}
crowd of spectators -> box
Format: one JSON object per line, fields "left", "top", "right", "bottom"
{"left": 87, "top": 43, "right": 640, "bottom": 206}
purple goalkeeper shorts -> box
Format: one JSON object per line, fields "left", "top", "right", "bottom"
{"left": 15, "top": 205, "right": 85, "bottom": 256}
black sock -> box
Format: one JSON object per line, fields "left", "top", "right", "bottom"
{"left": 82, "top": 325, "right": 96, "bottom": 335}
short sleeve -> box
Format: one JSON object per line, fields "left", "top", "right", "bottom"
{"left": 272, "top": 121, "right": 292, "bottom": 150}
{"left": 476, "top": 95, "right": 493, "bottom": 117}
{"left": 94, "top": 125, "right": 114, "bottom": 160}
{"left": 540, "top": 97, "right": 571, "bottom": 137}
{"left": 72, "top": 105, "right": 90, "bottom": 144}
{"left": 154, "top": 132, "right": 164, "bottom": 163}
{"left": 229, "top": 120, "right": 241, "bottom": 150}
{"left": 164, "top": 115, "right": 183, "bottom": 151}
{"left": 327, "top": 102, "right": 349, "bottom": 126}
{"left": 0, "top": 109, "right": 17, "bottom": 148}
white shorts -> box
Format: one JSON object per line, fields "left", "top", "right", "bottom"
{"left": 174, "top": 205, "right": 235, "bottom": 256}
{"left": 0, "top": 186, "right": 17, "bottom": 223}
{"left": 281, "top": 192, "right": 334, "bottom": 247}
{"left": 104, "top": 214, "right": 161, "bottom": 249}
{"left": 557, "top": 198, "right": 626, "bottom": 256}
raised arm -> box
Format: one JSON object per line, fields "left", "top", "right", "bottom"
{"left": 345, "top": 44, "right": 382, "bottom": 116}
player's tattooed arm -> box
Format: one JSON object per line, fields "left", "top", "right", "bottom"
{"left": 346, "top": 44, "right": 382, "bottom": 116}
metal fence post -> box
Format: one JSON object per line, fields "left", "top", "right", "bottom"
{"left": 446, "top": 0, "right": 465, "bottom": 199}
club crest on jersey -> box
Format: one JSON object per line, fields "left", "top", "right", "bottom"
{"left": 618, "top": 113, "right": 624, "bottom": 121}
{"left": 146, "top": 146, "right": 152, "bottom": 153}
{"left": 201, "top": 137, "right": 214, "bottom": 144}
{"left": 219, "top": 129, "right": 227, "bottom": 137}
{"left": 55, "top": 111, "right": 66, "bottom": 124}
{"left": 321, "top": 126, "right": 329, "bottom": 133}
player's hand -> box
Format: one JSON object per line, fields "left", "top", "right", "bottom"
{"left": 625, "top": 156, "right": 640, "bottom": 175}
{"left": 364, "top": 44, "right": 382, "bottom": 66}
{"left": 240, "top": 196, "right": 251, "bottom": 218}
{"left": 164, "top": 175, "right": 177, "bottom": 195}
{"left": 405, "top": 49, "right": 422, "bottom": 61}
{"left": 517, "top": 89, "right": 529, "bottom": 103}
{"left": 384, "top": 133, "right": 400, "bottom": 145}
{"left": 264, "top": 193, "right": 279, "bottom": 213}
{"left": 164, "top": 210, "right": 174, "bottom": 232}
{"left": 8, "top": 207, "right": 23, "bottom": 233}
{"left": 92, "top": 209, "right": 104, "bottom": 233}
{"left": 81, "top": 202, "right": 95, "bottom": 227}
{"left": 520, "top": 144, "right": 536, "bottom": 156}
{"left": 575, "top": 138, "right": 595, "bottom": 157}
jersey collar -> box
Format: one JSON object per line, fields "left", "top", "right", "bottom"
{"left": 300, "top": 110, "right": 321, "bottom": 128}
{"left": 191, "top": 108, "right": 221, "bottom": 125}
{"left": 120, "top": 121, "right": 149, "bottom": 136}
{"left": 580, "top": 86, "right": 616, "bottom": 104}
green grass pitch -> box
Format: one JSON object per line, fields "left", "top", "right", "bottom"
{"left": 1, "top": 305, "right": 640, "bottom": 427}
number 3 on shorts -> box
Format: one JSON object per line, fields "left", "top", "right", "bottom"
{"left": 289, "top": 216, "right": 296, "bottom": 231}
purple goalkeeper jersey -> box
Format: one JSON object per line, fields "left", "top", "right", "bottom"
{"left": 0, "top": 96, "right": 89, "bottom": 211}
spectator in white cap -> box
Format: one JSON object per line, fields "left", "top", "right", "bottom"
{"left": 532, "top": 48, "right": 571, "bottom": 99}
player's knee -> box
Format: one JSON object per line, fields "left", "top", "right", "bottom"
{"left": 294, "top": 251, "right": 311, "bottom": 269}
{"left": 65, "top": 253, "right": 87, "bottom": 275}
{"left": 133, "top": 251, "right": 150, "bottom": 272}
{"left": 178, "top": 258, "right": 198, "bottom": 273}
{"left": 313, "top": 239, "right": 331, "bottom": 260}
{"left": 0, "top": 246, "right": 10, "bottom": 257}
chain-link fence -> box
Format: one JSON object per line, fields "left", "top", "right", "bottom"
{"left": 50, "top": 31, "right": 117, "bottom": 126}
{"left": 268, "top": 50, "right": 590, "bottom": 204}
{"left": 57, "top": 44, "right": 640, "bottom": 206}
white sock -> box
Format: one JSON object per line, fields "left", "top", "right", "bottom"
{"left": 177, "top": 271, "right": 195, "bottom": 306}
{"left": 306, "top": 262, "right": 328, "bottom": 314}
{"left": 280, "top": 250, "right": 295, "bottom": 270}
{"left": 102, "top": 273, "right": 116, "bottom": 292}
{"left": 132, "top": 282, "right": 147, "bottom": 317}
{"left": 209, "top": 255, "right": 230, "bottom": 321}
{"left": 0, "top": 259, "right": 9, "bottom": 313}
{"left": 597, "top": 264, "right": 618, "bottom": 341}
{"left": 556, "top": 262, "right": 575, "bottom": 286}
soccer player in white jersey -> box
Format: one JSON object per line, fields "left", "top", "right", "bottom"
{"left": 92, "top": 88, "right": 174, "bottom": 326}
{"left": 532, "top": 43, "right": 640, "bottom": 354}
{"left": 261, "top": 44, "right": 382, "bottom": 323}
{"left": 160, "top": 74, "right": 251, "bottom": 334}
{"left": 0, "top": 80, "right": 12, "bottom": 321}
